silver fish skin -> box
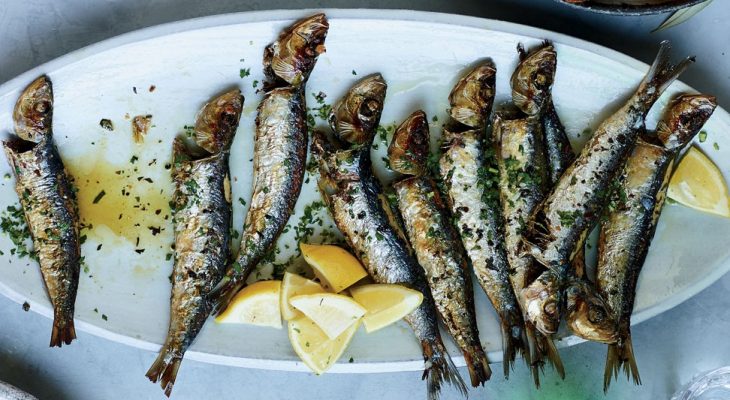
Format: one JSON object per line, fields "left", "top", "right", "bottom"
{"left": 212, "top": 14, "right": 328, "bottom": 311}
{"left": 440, "top": 62, "right": 529, "bottom": 376}
{"left": 598, "top": 94, "right": 716, "bottom": 391}
{"left": 3, "top": 75, "right": 80, "bottom": 347}
{"left": 390, "top": 111, "right": 491, "bottom": 387}
{"left": 146, "top": 89, "right": 243, "bottom": 397}
{"left": 314, "top": 76, "right": 466, "bottom": 400}
{"left": 524, "top": 41, "right": 693, "bottom": 271}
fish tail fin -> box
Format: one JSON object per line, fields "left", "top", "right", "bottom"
{"left": 525, "top": 325, "right": 565, "bottom": 387}
{"left": 639, "top": 41, "right": 694, "bottom": 103}
{"left": 543, "top": 332, "right": 565, "bottom": 379}
{"left": 604, "top": 336, "right": 641, "bottom": 392}
{"left": 499, "top": 314, "right": 529, "bottom": 379}
{"left": 146, "top": 344, "right": 183, "bottom": 397}
{"left": 421, "top": 340, "right": 467, "bottom": 400}
{"left": 209, "top": 276, "right": 245, "bottom": 316}
{"left": 462, "top": 343, "right": 492, "bottom": 387}
{"left": 49, "top": 309, "right": 76, "bottom": 347}
{"left": 524, "top": 324, "right": 544, "bottom": 388}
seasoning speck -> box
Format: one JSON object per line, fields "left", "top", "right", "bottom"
{"left": 22, "top": 301, "right": 30, "bottom": 311}
{"left": 149, "top": 85, "right": 156, "bottom": 92}
{"left": 92, "top": 190, "right": 106, "bottom": 204}
{"left": 132, "top": 115, "right": 152, "bottom": 143}
{"left": 99, "top": 119, "right": 114, "bottom": 131}
{"left": 102, "top": 314, "right": 108, "bottom": 321}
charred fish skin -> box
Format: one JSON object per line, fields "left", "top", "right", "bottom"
{"left": 598, "top": 94, "right": 716, "bottom": 391}
{"left": 145, "top": 89, "right": 243, "bottom": 397}
{"left": 440, "top": 62, "right": 529, "bottom": 376}
{"left": 390, "top": 111, "right": 491, "bottom": 387}
{"left": 314, "top": 77, "right": 467, "bottom": 399}
{"left": 212, "top": 14, "right": 328, "bottom": 311}
{"left": 524, "top": 41, "right": 694, "bottom": 271}
{"left": 2, "top": 76, "right": 80, "bottom": 347}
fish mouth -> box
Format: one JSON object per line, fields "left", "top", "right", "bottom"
{"left": 521, "top": 282, "right": 561, "bottom": 335}
{"left": 566, "top": 293, "right": 619, "bottom": 344}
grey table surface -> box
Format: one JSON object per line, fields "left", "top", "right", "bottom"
{"left": 0, "top": 1, "right": 728, "bottom": 399}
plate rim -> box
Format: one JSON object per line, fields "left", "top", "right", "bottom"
{"left": 0, "top": 8, "right": 727, "bottom": 373}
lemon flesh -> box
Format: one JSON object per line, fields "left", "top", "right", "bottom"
{"left": 215, "top": 280, "right": 282, "bottom": 328}
{"left": 668, "top": 146, "right": 730, "bottom": 217}
{"left": 288, "top": 316, "right": 360, "bottom": 375}
{"left": 350, "top": 284, "right": 423, "bottom": 333}
{"left": 300, "top": 243, "right": 368, "bottom": 292}
{"left": 281, "top": 272, "right": 325, "bottom": 321}
{"left": 289, "top": 293, "right": 366, "bottom": 339}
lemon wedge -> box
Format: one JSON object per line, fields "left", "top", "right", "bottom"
{"left": 668, "top": 146, "right": 730, "bottom": 217}
{"left": 289, "top": 293, "right": 366, "bottom": 339}
{"left": 281, "top": 272, "right": 325, "bottom": 321}
{"left": 300, "top": 243, "right": 368, "bottom": 292}
{"left": 288, "top": 316, "right": 360, "bottom": 375}
{"left": 215, "top": 280, "right": 282, "bottom": 328}
{"left": 349, "top": 284, "right": 423, "bottom": 333}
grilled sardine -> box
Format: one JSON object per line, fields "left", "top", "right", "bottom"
{"left": 146, "top": 89, "right": 243, "bottom": 396}
{"left": 3, "top": 76, "right": 80, "bottom": 347}
{"left": 212, "top": 14, "right": 328, "bottom": 310}
{"left": 390, "top": 111, "right": 491, "bottom": 387}
{"left": 598, "top": 94, "right": 716, "bottom": 391}
{"left": 440, "top": 62, "right": 529, "bottom": 375}
{"left": 511, "top": 42, "right": 617, "bottom": 343}
{"left": 314, "top": 75, "right": 467, "bottom": 400}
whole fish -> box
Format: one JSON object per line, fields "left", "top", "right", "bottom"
{"left": 314, "top": 75, "right": 466, "bottom": 400}
{"left": 439, "top": 62, "right": 529, "bottom": 375}
{"left": 212, "top": 14, "right": 328, "bottom": 310}
{"left": 3, "top": 76, "right": 80, "bottom": 347}
{"left": 521, "top": 42, "right": 693, "bottom": 333}
{"left": 493, "top": 113, "right": 564, "bottom": 384}
{"left": 145, "top": 89, "right": 243, "bottom": 396}
{"left": 510, "top": 42, "right": 617, "bottom": 343}
{"left": 389, "top": 110, "right": 491, "bottom": 387}
{"left": 598, "top": 94, "right": 716, "bottom": 391}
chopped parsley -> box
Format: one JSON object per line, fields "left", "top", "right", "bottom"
{"left": 699, "top": 130, "right": 708, "bottom": 143}
{"left": 557, "top": 210, "right": 581, "bottom": 226}
{"left": 240, "top": 68, "right": 251, "bottom": 78}
{"left": 92, "top": 190, "right": 106, "bottom": 204}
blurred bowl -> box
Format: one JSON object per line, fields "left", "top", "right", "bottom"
{"left": 556, "top": 0, "right": 706, "bottom": 15}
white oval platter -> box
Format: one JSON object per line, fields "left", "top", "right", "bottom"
{"left": 0, "top": 9, "right": 728, "bottom": 373}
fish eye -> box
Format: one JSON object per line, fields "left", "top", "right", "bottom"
{"left": 588, "top": 306, "right": 605, "bottom": 323}
{"left": 35, "top": 100, "right": 50, "bottom": 114}
{"left": 543, "top": 301, "right": 558, "bottom": 316}
{"left": 359, "top": 99, "right": 380, "bottom": 120}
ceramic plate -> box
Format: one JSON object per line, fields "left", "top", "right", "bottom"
{"left": 556, "top": 0, "right": 705, "bottom": 15}
{"left": 0, "top": 9, "right": 728, "bottom": 372}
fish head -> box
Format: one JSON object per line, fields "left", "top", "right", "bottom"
{"left": 388, "top": 110, "right": 429, "bottom": 175}
{"left": 263, "top": 13, "right": 329, "bottom": 87}
{"left": 520, "top": 271, "right": 561, "bottom": 335}
{"left": 448, "top": 61, "right": 496, "bottom": 129}
{"left": 510, "top": 44, "right": 557, "bottom": 116}
{"left": 565, "top": 279, "right": 619, "bottom": 344}
{"left": 329, "top": 74, "right": 388, "bottom": 146}
{"left": 13, "top": 75, "right": 53, "bottom": 143}
{"left": 194, "top": 89, "right": 244, "bottom": 154}
{"left": 657, "top": 94, "right": 717, "bottom": 151}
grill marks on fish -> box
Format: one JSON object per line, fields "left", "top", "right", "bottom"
{"left": 598, "top": 94, "right": 716, "bottom": 391}
{"left": 439, "top": 62, "right": 529, "bottom": 376}
{"left": 3, "top": 75, "right": 80, "bottom": 347}
{"left": 524, "top": 41, "right": 694, "bottom": 271}
{"left": 211, "top": 14, "right": 328, "bottom": 312}
{"left": 314, "top": 76, "right": 466, "bottom": 400}
{"left": 389, "top": 111, "right": 490, "bottom": 387}
{"left": 145, "top": 89, "right": 243, "bottom": 397}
